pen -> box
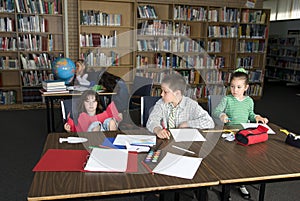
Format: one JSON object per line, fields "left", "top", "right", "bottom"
{"left": 141, "top": 161, "right": 154, "bottom": 175}
{"left": 172, "top": 145, "right": 196, "bottom": 155}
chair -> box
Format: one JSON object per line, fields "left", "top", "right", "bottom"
{"left": 129, "top": 76, "right": 154, "bottom": 110}
{"left": 140, "top": 96, "right": 161, "bottom": 127}
{"left": 60, "top": 97, "right": 80, "bottom": 124}
{"left": 207, "top": 95, "right": 224, "bottom": 125}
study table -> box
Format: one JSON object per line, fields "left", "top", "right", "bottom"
{"left": 42, "top": 91, "right": 116, "bottom": 133}
{"left": 202, "top": 123, "right": 300, "bottom": 201}
{"left": 27, "top": 129, "right": 219, "bottom": 201}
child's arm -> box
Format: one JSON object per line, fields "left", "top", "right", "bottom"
{"left": 96, "top": 101, "right": 122, "bottom": 123}
{"left": 213, "top": 96, "right": 229, "bottom": 123}
{"left": 255, "top": 115, "right": 269, "bottom": 124}
{"left": 64, "top": 113, "right": 75, "bottom": 132}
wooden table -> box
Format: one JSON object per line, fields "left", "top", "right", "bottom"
{"left": 202, "top": 123, "right": 300, "bottom": 201}
{"left": 42, "top": 91, "right": 116, "bottom": 133}
{"left": 27, "top": 130, "right": 219, "bottom": 201}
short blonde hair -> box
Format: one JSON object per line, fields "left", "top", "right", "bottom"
{"left": 161, "top": 73, "right": 186, "bottom": 94}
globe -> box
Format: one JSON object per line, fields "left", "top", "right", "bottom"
{"left": 52, "top": 58, "right": 76, "bottom": 84}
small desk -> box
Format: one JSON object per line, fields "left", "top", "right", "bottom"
{"left": 27, "top": 130, "right": 219, "bottom": 201}
{"left": 202, "top": 123, "right": 300, "bottom": 201}
{"left": 42, "top": 91, "right": 116, "bottom": 133}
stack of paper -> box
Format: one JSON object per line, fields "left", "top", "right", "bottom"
{"left": 84, "top": 148, "right": 128, "bottom": 172}
{"left": 169, "top": 129, "right": 206, "bottom": 142}
{"left": 113, "top": 134, "right": 156, "bottom": 146}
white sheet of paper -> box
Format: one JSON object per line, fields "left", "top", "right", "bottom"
{"left": 153, "top": 152, "right": 202, "bottom": 179}
{"left": 169, "top": 129, "right": 206, "bottom": 142}
{"left": 240, "top": 123, "right": 276, "bottom": 134}
{"left": 84, "top": 149, "right": 128, "bottom": 172}
{"left": 113, "top": 134, "right": 156, "bottom": 146}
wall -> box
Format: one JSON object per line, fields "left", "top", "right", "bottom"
{"left": 269, "top": 20, "right": 300, "bottom": 35}
{"left": 65, "top": 0, "right": 263, "bottom": 61}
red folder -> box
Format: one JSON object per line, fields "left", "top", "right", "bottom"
{"left": 33, "top": 149, "right": 138, "bottom": 173}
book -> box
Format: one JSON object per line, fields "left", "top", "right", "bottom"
{"left": 33, "top": 148, "right": 138, "bottom": 172}
{"left": 42, "top": 80, "right": 66, "bottom": 88}
{"left": 40, "top": 88, "right": 69, "bottom": 95}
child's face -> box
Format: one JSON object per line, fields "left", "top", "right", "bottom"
{"left": 230, "top": 78, "right": 249, "bottom": 99}
{"left": 84, "top": 95, "right": 98, "bottom": 115}
{"left": 76, "top": 62, "right": 85, "bottom": 76}
{"left": 161, "top": 83, "right": 177, "bottom": 104}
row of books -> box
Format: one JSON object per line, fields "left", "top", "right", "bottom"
{"left": 20, "top": 52, "right": 58, "bottom": 69}
{"left": 0, "top": 0, "right": 14, "bottom": 12}
{"left": 0, "top": 34, "right": 54, "bottom": 51}
{"left": 137, "top": 37, "right": 205, "bottom": 53}
{"left": 138, "top": 21, "right": 191, "bottom": 36}
{"left": 0, "top": 17, "right": 14, "bottom": 32}
{"left": 0, "top": 56, "right": 18, "bottom": 69}
{"left": 15, "top": 0, "right": 62, "bottom": 15}
{"left": 238, "top": 40, "right": 265, "bottom": 53}
{"left": 137, "top": 5, "right": 158, "bottom": 19}
{"left": 208, "top": 25, "right": 238, "bottom": 38}
{"left": 82, "top": 50, "right": 119, "bottom": 67}
{"left": 173, "top": 5, "right": 206, "bottom": 21}
{"left": 80, "top": 10, "right": 121, "bottom": 26}
{"left": 80, "top": 31, "right": 117, "bottom": 48}
{"left": 239, "top": 24, "right": 267, "bottom": 39}
{"left": 137, "top": 54, "right": 225, "bottom": 69}
{"left": 17, "top": 15, "right": 48, "bottom": 33}
{"left": 266, "top": 68, "right": 300, "bottom": 83}
{"left": 236, "top": 56, "right": 254, "bottom": 69}
{"left": 20, "top": 70, "right": 53, "bottom": 87}
{"left": 241, "top": 9, "right": 267, "bottom": 24}
{"left": 22, "top": 87, "right": 42, "bottom": 102}
{"left": 208, "top": 7, "right": 239, "bottom": 23}
{"left": 0, "top": 90, "right": 16, "bottom": 105}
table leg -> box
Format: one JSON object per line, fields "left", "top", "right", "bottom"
{"left": 196, "top": 187, "right": 208, "bottom": 201}
{"left": 259, "top": 183, "right": 266, "bottom": 201}
{"left": 50, "top": 97, "right": 55, "bottom": 132}
{"left": 221, "top": 184, "right": 231, "bottom": 201}
{"left": 45, "top": 97, "right": 51, "bottom": 133}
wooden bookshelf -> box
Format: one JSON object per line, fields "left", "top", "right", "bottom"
{"left": 134, "top": 2, "right": 270, "bottom": 101}
{"left": 78, "top": 0, "right": 135, "bottom": 83}
{"left": 266, "top": 34, "right": 300, "bottom": 84}
{"left": 0, "top": 0, "right": 65, "bottom": 108}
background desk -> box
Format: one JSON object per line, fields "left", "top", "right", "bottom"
{"left": 42, "top": 91, "right": 116, "bottom": 133}
{"left": 27, "top": 130, "right": 219, "bottom": 201}
{"left": 202, "top": 123, "right": 300, "bottom": 201}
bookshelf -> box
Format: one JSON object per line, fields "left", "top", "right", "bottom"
{"left": 135, "top": 2, "right": 270, "bottom": 102}
{"left": 78, "top": 0, "right": 135, "bottom": 83}
{"left": 0, "top": 0, "right": 65, "bottom": 107}
{"left": 266, "top": 34, "right": 300, "bottom": 83}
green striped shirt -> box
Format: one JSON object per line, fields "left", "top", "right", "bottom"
{"left": 212, "top": 94, "right": 256, "bottom": 125}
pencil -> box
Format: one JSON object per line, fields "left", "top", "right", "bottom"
{"left": 141, "top": 161, "right": 154, "bottom": 175}
{"left": 202, "top": 129, "right": 239, "bottom": 133}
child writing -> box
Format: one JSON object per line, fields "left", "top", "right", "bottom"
{"left": 64, "top": 90, "right": 122, "bottom": 132}
{"left": 213, "top": 68, "right": 268, "bottom": 125}
{"left": 213, "top": 68, "right": 269, "bottom": 199}
{"left": 146, "top": 73, "right": 215, "bottom": 139}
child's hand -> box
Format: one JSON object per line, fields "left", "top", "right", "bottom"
{"left": 64, "top": 123, "right": 71, "bottom": 132}
{"left": 117, "top": 113, "right": 123, "bottom": 122}
{"left": 220, "top": 114, "right": 230, "bottom": 123}
{"left": 156, "top": 128, "right": 170, "bottom": 139}
{"left": 256, "top": 115, "right": 269, "bottom": 124}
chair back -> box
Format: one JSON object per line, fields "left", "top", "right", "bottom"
{"left": 130, "top": 76, "right": 154, "bottom": 109}
{"left": 60, "top": 98, "right": 80, "bottom": 123}
{"left": 141, "top": 96, "right": 161, "bottom": 127}
{"left": 208, "top": 95, "right": 224, "bottom": 125}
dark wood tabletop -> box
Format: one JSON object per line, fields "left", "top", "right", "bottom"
{"left": 27, "top": 130, "right": 219, "bottom": 201}
{"left": 202, "top": 123, "right": 300, "bottom": 184}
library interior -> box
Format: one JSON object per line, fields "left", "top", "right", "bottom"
{"left": 0, "top": 0, "right": 300, "bottom": 201}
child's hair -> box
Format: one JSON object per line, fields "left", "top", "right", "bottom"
{"left": 73, "top": 90, "right": 102, "bottom": 125}
{"left": 230, "top": 68, "right": 249, "bottom": 85}
{"left": 98, "top": 71, "right": 121, "bottom": 92}
{"left": 161, "top": 73, "right": 186, "bottom": 94}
